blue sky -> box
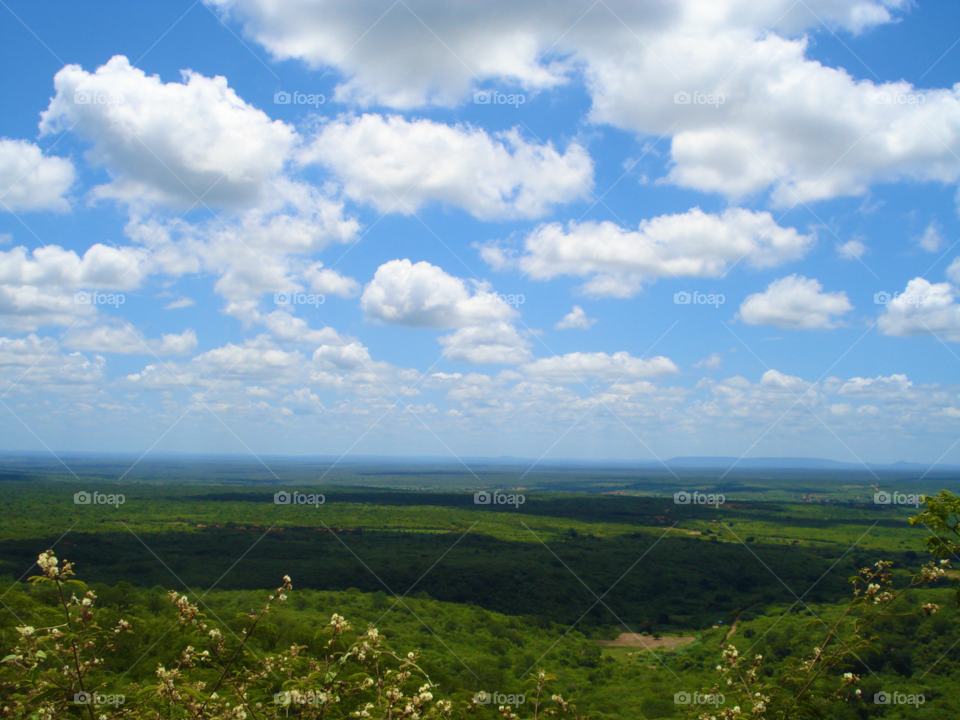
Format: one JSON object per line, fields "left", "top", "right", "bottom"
{"left": 1, "top": 0, "right": 959, "bottom": 466}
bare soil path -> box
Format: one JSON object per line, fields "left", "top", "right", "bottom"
{"left": 597, "top": 634, "right": 696, "bottom": 650}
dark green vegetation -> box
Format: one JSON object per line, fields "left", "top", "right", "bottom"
{"left": 1, "top": 455, "right": 959, "bottom": 717}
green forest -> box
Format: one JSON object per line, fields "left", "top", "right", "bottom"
{"left": 1, "top": 467, "right": 958, "bottom": 718}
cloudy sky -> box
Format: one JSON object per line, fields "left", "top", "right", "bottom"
{"left": 1, "top": 0, "right": 959, "bottom": 466}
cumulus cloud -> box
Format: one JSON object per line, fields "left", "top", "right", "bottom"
{"left": 164, "top": 297, "right": 195, "bottom": 310}
{"left": 947, "top": 258, "right": 960, "bottom": 284}
{"left": 555, "top": 306, "right": 596, "bottom": 330}
{"left": 837, "top": 239, "right": 867, "bottom": 260}
{"left": 0, "top": 244, "right": 145, "bottom": 331}
{"left": 878, "top": 277, "right": 960, "bottom": 341}
{"left": 520, "top": 351, "right": 678, "bottom": 382}
{"left": 123, "top": 178, "right": 359, "bottom": 302}
{"left": 304, "top": 263, "right": 361, "bottom": 298}
{"left": 491, "top": 208, "right": 813, "bottom": 297}
{"left": 739, "top": 275, "right": 853, "bottom": 330}
{"left": 0, "top": 139, "right": 75, "bottom": 212}
{"left": 915, "top": 222, "right": 945, "bottom": 253}
{"left": 206, "top": 0, "right": 955, "bottom": 206}
{"left": 361, "top": 259, "right": 530, "bottom": 364}
{"left": 40, "top": 55, "right": 297, "bottom": 209}
{"left": 361, "top": 259, "right": 515, "bottom": 328}
{"left": 63, "top": 325, "right": 197, "bottom": 355}
{"left": 694, "top": 352, "right": 722, "bottom": 369}
{"left": 0, "top": 334, "right": 104, "bottom": 392}
{"left": 439, "top": 322, "right": 532, "bottom": 365}
{"left": 300, "top": 114, "right": 592, "bottom": 220}
{"left": 210, "top": 0, "right": 902, "bottom": 108}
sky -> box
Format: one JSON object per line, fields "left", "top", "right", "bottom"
{"left": 1, "top": 0, "right": 959, "bottom": 468}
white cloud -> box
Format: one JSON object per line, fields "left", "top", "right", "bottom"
{"left": 0, "top": 139, "right": 74, "bottom": 212}
{"left": 62, "top": 325, "right": 197, "bottom": 356}
{"left": 40, "top": 56, "right": 297, "bottom": 209}
{"left": 281, "top": 387, "right": 324, "bottom": 415}
{"left": 304, "top": 263, "right": 360, "bottom": 298}
{"left": 0, "top": 243, "right": 145, "bottom": 331}
{"left": 0, "top": 335, "right": 104, "bottom": 392}
{"left": 361, "top": 259, "right": 531, "bottom": 364}
{"left": 694, "top": 352, "right": 722, "bottom": 369}
{"left": 837, "top": 239, "right": 867, "bottom": 260}
{"left": 555, "top": 305, "right": 596, "bottom": 330}
{"left": 739, "top": 275, "right": 853, "bottom": 330}
{"left": 210, "top": 0, "right": 901, "bottom": 108}
{"left": 164, "top": 297, "right": 195, "bottom": 310}
{"left": 261, "top": 309, "right": 344, "bottom": 346}
{"left": 207, "top": 0, "right": 954, "bottom": 206}
{"left": 0, "top": 244, "right": 144, "bottom": 290}
{"left": 439, "top": 322, "right": 532, "bottom": 365}
{"left": 124, "top": 179, "right": 359, "bottom": 302}
{"left": 520, "top": 351, "right": 678, "bottom": 382}
{"left": 947, "top": 258, "right": 960, "bottom": 284}
{"left": 300, "top": 114, "right": 592, "bottom": 220}
{"left": 496, "top": 208, "right": 813, "bottom": 297}
{"left": 878, "top": 277, "right": 960, "bottom": 341}
{"left": 915, "top": 222, "right": 944, "bottom": 253}
{"left": 361, "top": 259, "right": 515, "bottom": 328}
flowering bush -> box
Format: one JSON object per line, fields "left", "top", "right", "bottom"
{"left": 689, "top": 497, "right": 954, "bottom": 720}
{"left": 1, "top": 553, "right": 581, "bottom": 719}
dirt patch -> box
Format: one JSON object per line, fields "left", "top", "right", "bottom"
{"left": 597, "top": 633, "right": 696, "bottom": 650}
